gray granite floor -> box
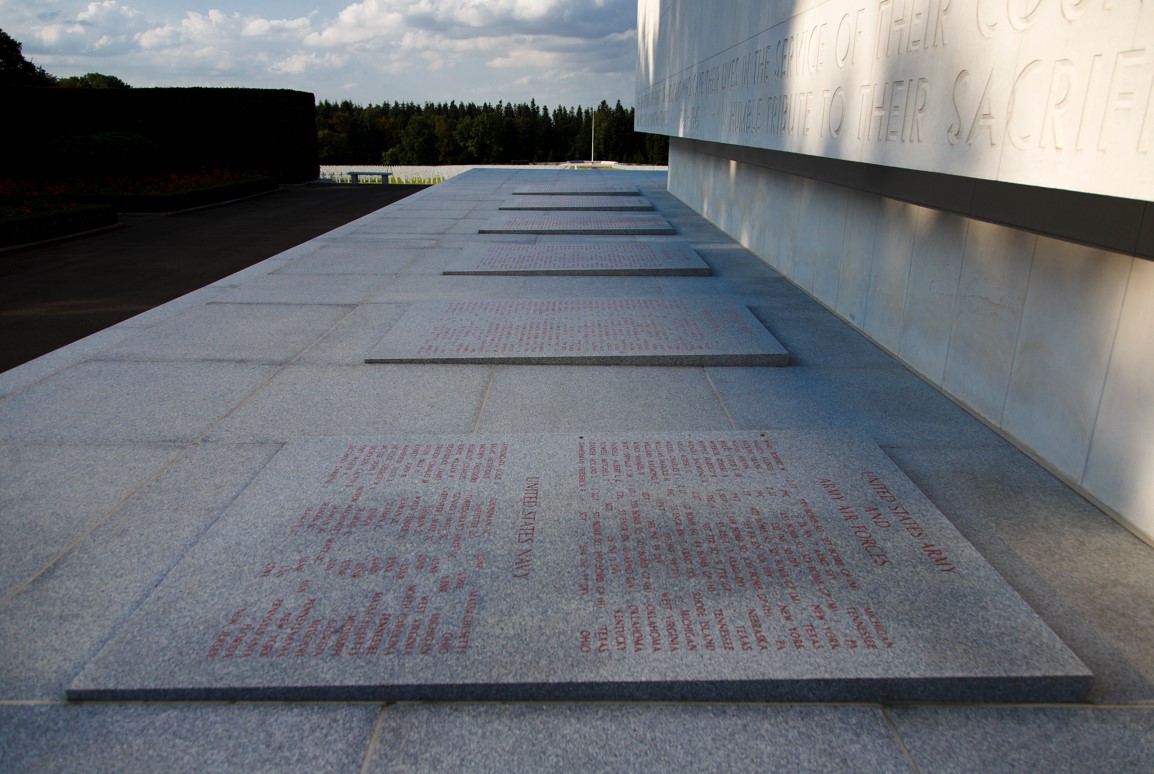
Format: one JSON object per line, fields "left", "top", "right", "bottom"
{"left": 2, "top": 169, "right": 1152, "bottom": 772}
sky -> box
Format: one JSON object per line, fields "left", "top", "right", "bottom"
{"left": 3, "top": 0, "right": 638, "bottom": 108}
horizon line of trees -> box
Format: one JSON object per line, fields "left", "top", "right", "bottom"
{"left": 316, "top": 99, "right": 667, "bottom": 166}
{"left": 3, "top": 28, "right": 666, "bottom": 167}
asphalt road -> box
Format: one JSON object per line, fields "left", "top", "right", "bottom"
{"left": 0, "top": 183, "right": 425, "bottom": 373}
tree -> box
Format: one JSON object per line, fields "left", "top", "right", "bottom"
{"left": 432, "top": 115, "right": 460, "bottom": 164}
{"left": 0, "top": 29, "right": 56, "bottom": 87}
{"left": 56, "top": 72, "right": 131, "bottom": 89}
{"left": 461, "top": 110, "right": 504, "bottom": 163}
{"left": 316, "top": 129, "right": 350, "bottom": 163}
{"left": 397, "top": 114, "right": 437, "bottom": 164}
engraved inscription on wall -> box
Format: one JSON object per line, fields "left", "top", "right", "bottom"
{"left": 636, "top": 0, "right": 1153, "bottom": 199}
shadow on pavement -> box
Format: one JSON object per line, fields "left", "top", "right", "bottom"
{"left": 0, "top": 184, "right": 426, "bottom": 373}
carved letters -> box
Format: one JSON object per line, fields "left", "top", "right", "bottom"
{"left": 636, "top": 0, "right": 1153, "bottom": 198}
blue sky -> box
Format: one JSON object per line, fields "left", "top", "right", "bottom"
{"left": 3, "top": 0, "right": 637, "bottom": 107}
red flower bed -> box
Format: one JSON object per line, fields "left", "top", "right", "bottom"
{"left": 0, "top": 179, "right": 80, "bottom": 219}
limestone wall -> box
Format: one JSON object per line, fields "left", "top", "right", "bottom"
{"left": 667, "top": 136, "right": 1154, "bottom": 542}
{"left": 637, "top": 0, "right": 1154, "bottom": 201}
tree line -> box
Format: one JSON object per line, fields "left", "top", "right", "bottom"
{"left": 3, "top": 28, "right": 666, "bottom": 167}
{"left": 316, "top": 99, "right": 668, "bottom": 166}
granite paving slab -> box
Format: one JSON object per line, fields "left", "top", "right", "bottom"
{"left": 95, "top": 303, "right": 354, "bottom": 364}
{"left": 0, "top": 444, "right": 281, "bottom": 699}
{"left": 498, "top": 196, "right": 654, "bottom": 211}
{"left": 478, "top": 213, "right": 675, "bottom": 235}
{"left": 888, "top": 706, "right": 1154, "bottom": 773}
{"left": 443, "top": 243, "right": 711, "bottom": 276}
{"left": 475, "top": 366, "right": 734, "bottom": 432}
{"left": 364, "top": 299, "right": 789, "bottom": 366}
{"left": 273, "top": 244, "right": 428, "bottom": 275}
{"left": 0, "top": 326, "right": 144, "bottom": 400}
{"left": 0, "top": 704, "right": 378, "bottom": 773}
{"left": 209, "top": 274, "right": 394, "bottom": 305}
{"left": 69, "top": 431, "right": 1091, "bottom": 702}
{"left": 0, "top": 443, "right": 178, "bottom": 598}
{"left": 366, "top": 704, "right": 910, "bottom": 772}
{"left": 512, "top": 184, "right": 640, "bottom": 195}
{"left": 0, "top": 362, "right": 278, "bottom": 443}
{"left": 709, "top": 365, "right": 1009, "bottom": 448}
{"left": 369, "top": 275, "right": 526, "bottom": 302}
{"left": 205, "top": 365, "right": 493, "bottom": 443}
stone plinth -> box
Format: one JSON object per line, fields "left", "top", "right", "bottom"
{"left": 513, "top": 185, "right": 640, "bottom": 196}
{"left": 479, "top": 214, "right": 675, "bottom": 235}
{"left": 364, "top": 299, "right": 789, "bottom": 366}
{"left": 499, "top": 197, "right": 655, "bottom": 211}
{"left": 69, "top": 432, "right": 1092, "bottom": 702}
{"left": 443, "top": 243, "right": 711, "bottom": 276}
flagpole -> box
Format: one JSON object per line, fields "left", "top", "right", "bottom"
{"left": 591, "top": 108, "right": 595, "bottom": 163}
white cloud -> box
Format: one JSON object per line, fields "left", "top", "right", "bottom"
{"left": 6, "top": 0, "right": 638, "bottom": 107}
{"left": 270, "top": 51, "right": 347, "bottom": 75}
{"left": 134, "top": 23, "right": 178, "bottom": 50}
{"left": 307, "top": 0, "right": 632, "bottom": 45}
{"left": 302, "top": 1, "right": 406, "bottom": 47}
{"left": 33, "top": 0, "right": 146, "bottom": 55}
{"left": 77, "top": 0, "right": 139, "bottom": 23}
{"left": 242, "top": 17, "right": 312, "bottom": 38}
{"left": 488, "top": 47, "right": 565, "bottom": 70}
{"left": 176, "top": 10, "right": 236, "bottom": 43}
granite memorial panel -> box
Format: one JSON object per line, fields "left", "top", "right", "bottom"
{"left": 443, "top": 243, "right": 711, "bottom": 276}
{"left": 499, "top": 197, "right": 655, "bottom": 211}
{"left": 479, "top": 214, "right": 675, "bottom": 235}
{"left": 69, "top": 431, "right": 1092, "bottom": 702}
{"left": 364, "top": 298, "right": 789, "bottom": 366}
{"left": 513, "top": 185, "right": 641, "bottom": 196}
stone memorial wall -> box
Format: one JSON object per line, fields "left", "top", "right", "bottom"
{"left": 637, "top": 0, "right": 1153, "bottom": 200}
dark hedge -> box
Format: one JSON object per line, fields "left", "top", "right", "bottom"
{"left": 0, "top": 87, "right": 318, "bottom": 182}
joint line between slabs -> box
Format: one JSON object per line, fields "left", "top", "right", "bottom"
{"left": 880, "top": 706, "right": 922, "bottom": 774}
{"left": 702, "top": 368, "right": 737, "bottom": 430}
{"left": 358, "top": 704, "right": 391, "bottom": 774}
{"left": 0, "top": 306, "right": 364, "bottom": 609}
{"left": 194, "top": 303, "right": 361, "bottom": 441}
{"left": 472, "top": 366, "right": 498, "bottom": 433}
{"left": 0, "top": 445, "right": 186, "bottom": 611}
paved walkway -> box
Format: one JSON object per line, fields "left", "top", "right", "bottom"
{"left": 1, "top": 169, "right": 1152, "bottom": 771}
